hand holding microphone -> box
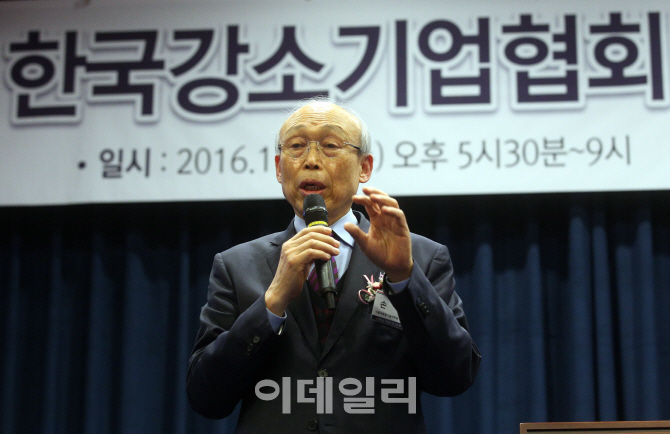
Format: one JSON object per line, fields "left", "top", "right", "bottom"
{"left": 265, "top": 195, "right": 339, "bottom": 316}
{"left": 303, "top": 194, "right": 338, "bottom": 310}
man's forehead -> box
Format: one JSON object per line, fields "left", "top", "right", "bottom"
{"left": 280, "top": 104, "right": 359, "bottom": 139}
{"left": 283, "top": 123, "right": 348, "bottom": 137}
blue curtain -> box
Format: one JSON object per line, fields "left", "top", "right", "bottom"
{"left": 1, "top": 192, "right": 669, "bottom": 434}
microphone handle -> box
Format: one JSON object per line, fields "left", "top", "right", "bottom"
{"left": 324, "top": 292, "right": 336, "bottom": 311}
{"left": 316, "top": 258, "right": 337, "bottom": 310}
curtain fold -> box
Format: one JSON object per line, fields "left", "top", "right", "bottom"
{"left": 1, "top": 192, "right": 669, "bottom": 434}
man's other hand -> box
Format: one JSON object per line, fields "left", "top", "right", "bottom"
{"left": 345, "top": 187, "right": 413, "bottom": 283}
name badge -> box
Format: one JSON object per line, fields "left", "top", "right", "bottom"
{"left": 371, "top": 292, "right": 402, "bottom": 330}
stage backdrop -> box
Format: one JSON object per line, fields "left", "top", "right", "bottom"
{"left": 2, "top": 0, "right": 670, "bottom": 205}
{"left": 1, "top": 192, "right": 669, "bottom": 434}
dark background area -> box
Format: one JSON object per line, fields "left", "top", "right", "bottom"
{"left": 1, "top": 191, "right": 669, "bottom": 433}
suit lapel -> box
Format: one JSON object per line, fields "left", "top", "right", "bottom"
{"left": 320, "top": 214, "right": 382, "bottom": 360}
{"left": 266, "top": 221, "right": 321, "bottom": 358}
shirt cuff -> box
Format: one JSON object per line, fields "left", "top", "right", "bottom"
{"left": 267, "top": 308, "right": 287, "bottom": 334}
{"left": 386, "top": 276, "right": 410, "bottom": 294}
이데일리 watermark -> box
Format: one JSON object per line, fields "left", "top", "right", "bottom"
{"left": 254, "top": 376, "right": 416, "bottom": 414}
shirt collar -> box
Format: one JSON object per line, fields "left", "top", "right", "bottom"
{"left": 294, "top": 208, "right": 356, "bottom": 248}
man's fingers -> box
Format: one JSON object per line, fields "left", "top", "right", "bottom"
{"left": 344, "top": 222, "right": 368, "bottom": 249}
{"left": 355, "top": 188, "right": 400, "bottom": 215}
{"left": 296, "top": 247, "right": 336, "bottom": 263}
{"left": 361, "top": 186, "right": 388, "bottom": 197}
{"left": 293, "top": 227, "right": 340, "bottom": 247}
{"left": 380, "top": 205, "right": 407, "bottom": 222}
{"left": 369, "top": 193, "right": 399, "bottom": 209}
{"left": 381, "top": 207, "right": 411, "bottom": 235}
{"left": 281, "top": 228, "right": 341, "bottom": 274}
{"left": 289, "top": 238, "right": 339, "bottom": 257}
{"left": 352, "top": 194, "right": 375, "bottom": 209}
{"left": 354, "top": 193, "right": 405, "bottom": 224}
{"left": 352, "top": 194, "right": 385, "bottom": 216}
{"left": 296, "top": 225, "right": 334, "bottom": 237}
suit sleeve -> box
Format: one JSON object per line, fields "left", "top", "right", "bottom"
{"left": 186, "top": 252, "right": 280, "bottom": 419}
{"left": 386, "top": 243, "right": 481, "bottom": 397}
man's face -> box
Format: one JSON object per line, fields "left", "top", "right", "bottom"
{"left": 275, "top": 102, "right": 373, "bottom": 223}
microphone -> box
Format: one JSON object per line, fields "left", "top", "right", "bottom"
{"left": 303, "top": 194, "right": 337, "bottom": 310}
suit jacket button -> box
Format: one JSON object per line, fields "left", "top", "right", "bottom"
{"left": 253, "top": 335, "right": 260, "bottom": 343}
{"left": 247, "top": 343, "right": 254, "bottom": 352}
{"left": 416, "top": 298, "right": 430, "bottom": 318}
{"left": 307, "top": 419, "right": 318, "bottom": 431}
{"left": 318, "top": 368, "right": 328, "bottom": 377}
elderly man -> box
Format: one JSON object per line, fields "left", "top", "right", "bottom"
{"left": 187, "top": 100, "right": 480, "bottom": 433}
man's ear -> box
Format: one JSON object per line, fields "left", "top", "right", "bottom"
{"left": 275, "top": 154, "right": 282, "bottom": 182}
{"left": 359, "top": 154, "right": 373, "bottom": 183}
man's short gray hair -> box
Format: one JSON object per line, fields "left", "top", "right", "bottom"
{"left": 275, "top": 96, "right": 372, "bottom": 156}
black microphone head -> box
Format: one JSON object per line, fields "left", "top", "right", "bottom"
{"left": 303, "top": 194, "right": 328, "bottom": 227}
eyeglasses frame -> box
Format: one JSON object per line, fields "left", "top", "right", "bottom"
{"left": 277, "top": 140, "right": 363, "bottom": 159}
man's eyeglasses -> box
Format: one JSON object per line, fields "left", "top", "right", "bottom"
{"left": 278, "top": 138, "right": 362, "bottom": 159}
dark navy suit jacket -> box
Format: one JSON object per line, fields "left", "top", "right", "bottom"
{"left": 187, "top": 212, "right": 480, "bottom": 433}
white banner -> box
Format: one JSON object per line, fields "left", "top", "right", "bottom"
{"left": 1, "top": 0, "right": 669, "bottom": 205}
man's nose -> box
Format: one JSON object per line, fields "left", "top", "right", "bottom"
{"left": 303, "top": 143, "right": 321, "bottom": 167}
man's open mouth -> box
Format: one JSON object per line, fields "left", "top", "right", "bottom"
{"left": 299, "top": 180, "right": 326, "bottom": 193}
